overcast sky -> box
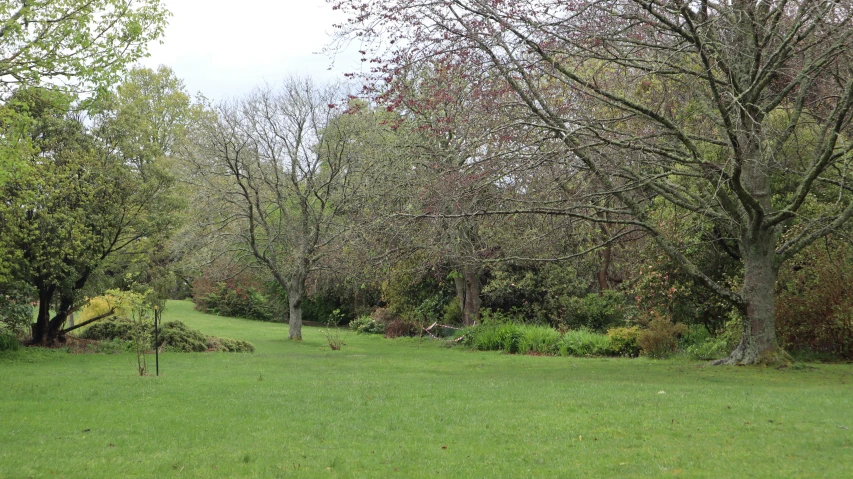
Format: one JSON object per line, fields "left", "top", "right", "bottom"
{"left": 142, "top": 0, "right": 361, "bottom": 100}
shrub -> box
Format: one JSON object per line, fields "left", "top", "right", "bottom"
{"left": 207, "top": 336, "right": 255, "bottom": 353}
{"left": 776, "top": 241, "right": 853, "bottom": 359}
{"left": 637, "top": 314, "right": 688, "bottom": 358}
{"left": 371, "top": 307, "right": 397, "bottom": 324}
{"left": 464, "top": 323, "right": 499, "bottom": 351}
{"left": 0, "top": 330, "right": 20, "bottom": 351}
{"left": 442, "top": 298, "right": 462, "bottom": 325}
{"left": 385, "top": 319, "right": 419, "bottom": 338}
{"left": 463, "top": 321, "right": 523, "bottom": 353}
{"left": 517, "top": 325, "right": 561, "bottom": 355}
{"left": 85, "top": 318, "right": 254, "bottom": 353}
{"left": 0, "top": 287, "right": 34, "bottom": 338}
{"left": 685, "top": 337, "right": 729, "bottom": 360}
{"left": 349, "top": 315, "right": 385, "bottom": 334}
{"left": 79, "top": 317, "right": 135, "bottom": 341}
{"left": 157, "top": 320, "right": 209, "bottom": 352}
{"left": 559, "top": 328, "right": 612, "bottom": 356}
{"left": 563, "top": 292, "right": 626, "bottom": 331}
{"left": 494, "top": 322, "right": 523, "bottom": 353}
{"left": 606, "top": 326, "right": 641, "bottom": 356}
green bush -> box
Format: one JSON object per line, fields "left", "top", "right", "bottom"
{"left": 494, "top": 322, "right": 523, "bottom": 353}
{"left": 207, "top": 336, "right": 255, "bottom": 353}
{"left": 349, "top": 315, "right": 385, "bottom": 334}
{"left": 606, "top": 326, "right": 641, "bottom": 356}
{"left": 464, "top": 321, "right": 523, "bottom": 353}
{"left": 517, "top": 325, "right": 561, "bottom": 355}
{"left": 559, "top": 328, "right": 612, "bottom": 357}
{"left": 464, "top": 323, "right": 500, "bottom": 351}
{"left": 563, "top": 292, "right": 626, "bottom": 331}
{"left": 0, "top": 330, "right": 20, "bottom": 351}
{"left": 82, "top": 318, "right": 254, "bottom": 353}
{"left": 637, "top": 314, "right": 688, "bottom": 358}
{"left": 442, "top": 298, "right": 462, "bottom": 325}
{"left": 157, "top": 320, "right": 209, "bottom": 352}
{"left": 0, "top": 286, "right": 34, "bottom": 338}
{"left": 80, "top": 317, "right": 135, "bottom": 341}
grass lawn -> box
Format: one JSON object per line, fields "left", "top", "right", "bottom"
{"left": 1, "top": 300, "right": 851, "bottom": 478}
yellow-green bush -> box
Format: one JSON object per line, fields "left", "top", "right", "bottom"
{"left": 607, "top": 326, "right": 641, "bottom": 357}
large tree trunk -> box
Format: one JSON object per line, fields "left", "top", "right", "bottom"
{"left": 31, "top": 286, "right": 60, "bottom": 346}
{"left": 715, "top": 231, "right": 788, "bottom": 365}
{"left": 288, "top": 272, "right": 306, "bottom": 341}
{"left": 454, "top": 265, "right": 482, "bottom": 326}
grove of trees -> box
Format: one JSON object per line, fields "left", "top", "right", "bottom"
{"left": 2, "top": 0, "right": 853, "bottom": 365}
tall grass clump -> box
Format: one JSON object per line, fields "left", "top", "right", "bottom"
{"left": 465, "top": 321, "right": 526, "bottom": 353}
{"left": 0, "top": 330, "right": 20, "bottom": 351}
{"left": 558, "top": 328, "right": 611, "bottom": 357}
{"left": 516, "top": 325, "right": 561, "bottom": 355}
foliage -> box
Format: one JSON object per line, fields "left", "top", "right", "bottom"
{"left": 349, "top": 315, "right": 386, "bottom": 335}
{"left": 0, "top": 331, "right": 20, "bottom": 352}
{"left": 563, "top": 292, "right": 627, "bottom": 332}
{"left": 482, "top": 263, "right": 590, "bottom": 325}
{"left": 637, "top": 314, "right": 688, "bottom": 359}
{"left": 0, "top": 87, "right": 179, "bottom": 345}
{"left": 776, "top": 241, "right": 853, "bottom": 359}
{"left": 81, "top": 317, "right": 253, "bottom": 353}
{"left": 464, "top": 321, "right": 526, "bottom": 353}
{"left": 558, "top": 328, "right": 612, "bottom": 357}
{"left": 384, "top": 319, "right": 420, "bottom": 338}
{"left": 157, "top": 320, "right": 209, "bottom": 352}
{"left": 380, "top": 264, "right": 455, "bottom": 322}
{"left": 201, "top": 283, "right": 273, "bottom": 322}
{"left": 606, "top": 326, "right": 641, "bottom": 357}
{"left": 205, "top": 336, "right": 255, "bottom": 353}
{"left": 516, "top": 325, "right": 561, "bottom": 355}
{"left": 441, "top": 298, "right": 463, "bottom": 325}
{"left": 79, "top": 317, "right": 136, "bottom": 342}
{"left": 685, "top": 337, "right": 730, "bottom": 361}
{"left": 0, "top": 0, "right": 169, "bottom": 96}
{"left": 0, "top": 285, "right": 34, "bottom": 338}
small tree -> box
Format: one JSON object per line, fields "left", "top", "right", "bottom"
{"left": 182, "top": 78, "right": 375, "bottom": 340}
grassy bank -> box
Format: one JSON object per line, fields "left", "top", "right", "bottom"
{"left": 0, "top": 300, "right": 850, "bottom": 478}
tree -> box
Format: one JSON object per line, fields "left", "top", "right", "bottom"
{"left": 182, "top": 78, "right": 373, "bottom": 340}
{"left": 0, "top": 0, "right": 169, "bottom": 187}
{"left": 0, "top": 86, "right": 178, "bottom": 346}
{"left": 335, "top": 0, "right": 853, "bottom": 364}
{"left": 0, "top": 0, "right": 168, "bottom": 94}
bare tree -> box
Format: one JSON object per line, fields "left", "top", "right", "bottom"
{"left": 336, "top": 0, "right": 853, "bottom": 364}
{"left": 182, "top": 78, "right": 368, "bottom": 340}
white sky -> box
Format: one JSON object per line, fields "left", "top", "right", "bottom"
{"left": 142, "top": 0, "right": 362, "bottom": 100}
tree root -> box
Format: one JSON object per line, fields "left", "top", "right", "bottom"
{"left": 712, "top": 342, "right": 792, "bottom": 366}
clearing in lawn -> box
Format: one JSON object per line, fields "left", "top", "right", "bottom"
{"left": 0, "top": 300, "right": 851, "bottom": 478}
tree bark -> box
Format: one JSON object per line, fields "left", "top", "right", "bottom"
{"left": 454, "top": 265, "right": 482, "bottom": 326}
{"left": 288, "top": 272, "right": 306, "bottom": 341}
{"left": 31, "top": 287, "right": 53, "bottom": 346}
{"left": 715, "top": 231, "right": 789, "bottom": 365}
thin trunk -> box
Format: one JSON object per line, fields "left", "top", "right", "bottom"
{"left": 288, "top": 272, "right": 306, "bottom": 341}
{"left": 597, "top": 243, "right": 612, "bottom": 294}
{"left": 462, "top": 266, "right": 481, "bottom": 326}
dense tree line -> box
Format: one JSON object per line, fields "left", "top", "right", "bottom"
{"left": 2, "top": 0, "right": 853, "bottom": 364}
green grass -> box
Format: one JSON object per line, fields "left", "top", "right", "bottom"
{"left": 1, "top": 300, "right": 851, "bottom": 478}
